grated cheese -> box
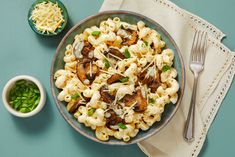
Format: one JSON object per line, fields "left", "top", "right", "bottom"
{"left": 30, "top": 1, "right": 65, "bottom": 34}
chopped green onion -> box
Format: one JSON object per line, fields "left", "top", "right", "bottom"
{"left": 103, "top": 59, "right": 110, "bottom": 69}
{"left": 15, "top": 80, "right": 26, "bottom": 85}
{"left": 88, "top": 108, "right": 96, "bottom": 116}
{"left": 149, "top": 98, "right": 156, "bottom": 104}
{"left": 19, "top": 108, "right": 30, "bottom": 113}
{"left": 118, "top": 123, "right": 127, "bottom": 129}
{"left": 119, "top": 77, "right": 129, "bottom": 83}
{"left": 8, "top": 80, "right": 40, "bottom": 113}
{"left": 91, "top": 31, "right": 101, "bottom": 36}
{"left": 124, "top": 49, "right": 130, "bottom": 58}
{"left": 144, "top": 40, "right": 148, "bottom": 46}
{"left": 71, "top": 93, "right": 80, "bottom": 100}
{"left": 162, "top": 65, "right": 170, "bottom": 72}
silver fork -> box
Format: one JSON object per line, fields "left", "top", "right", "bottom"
{"left": 184, "top": 30, "right": 207, "bottom": 142}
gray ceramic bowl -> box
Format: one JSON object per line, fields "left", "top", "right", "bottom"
{"left": 51, "top": 11, "right": 185, "bottom": 145}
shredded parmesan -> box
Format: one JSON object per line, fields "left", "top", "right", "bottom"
{"left": 141, "top": 55, "right": 157, "bottom": 73}
{"left": 99, "top": 69, "right": 125, "bottom": 77}
{"left": 108, "top": 53, "right": 123, "bottom": 61}
{"left": 89, "top": 62, "right": 92, "bottom": 78}
{"left": 30, "top": 1, "right": 65, "bottom": 34}
{"left": 99, "top": 69, "right": 113, "bottom": 75}
{"left": 121, "top": 101, "right": 137, "bottom": 119}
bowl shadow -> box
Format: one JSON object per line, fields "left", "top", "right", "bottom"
{"left": 11, "top": 92, "right": 54, "bottom": 135}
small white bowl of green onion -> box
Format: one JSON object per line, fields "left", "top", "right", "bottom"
{"left": 2, "top": 75, "right": 46, "bottom": 118}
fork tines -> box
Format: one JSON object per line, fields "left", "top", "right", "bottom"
{"left": 191, "top": 30, "right": 207, "bottom": 64}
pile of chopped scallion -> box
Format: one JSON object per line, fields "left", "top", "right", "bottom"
{"left": 8, "top": 80, "right": 40, "bottom": 113}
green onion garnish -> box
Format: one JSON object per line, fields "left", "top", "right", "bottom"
{"left": 88, "top": 108, "right": 96, "bottom": 116}
{"left": 144, "top": 40, "right": 148, "bottom": 46}
{"left": 119, "top": 77, "right": 129, "bottom": 83}
{"left": 149, "top": 98, "right": 156, "bottom": 104}
{"left": 8, "top": 80, "right": 40, "bottom": 113}
{"left": 103, "top": 59, "right": 110, "bottom": 69}
{"left": 124, "top": 49, "right": 130, "bottom": 58}
{"left": 118, "top": 123, "right": 127, "bottom": 129}
{"left": 71, "top": 93, "right": 80, "bottom": 100}
{"left": 162, "top": 65, "right": 170, "bottom": 72}
{"left": 91, "top": 31, "right": 101, "bottom": 36}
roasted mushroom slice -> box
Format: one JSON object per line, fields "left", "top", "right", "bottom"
{"left": 107, "top": 74, "right": 123, "bottom": 84}
{"left": 100, "top": 86, "right": 115, "bottom": 103}
{"left": 81, "top": 41, "right": 94, "bottom": 59}
{"left": 84, "top": 63, "right": 99, "bottom": 81}
{"left": 67, "top": 101, "right": 82, "bottom": 113}
{"left": 133, "top": 89, "right": 147, "bottom": 112}
{"left": 148, "top": 72, "right": 161, "bottom": 93}
{"left": 138, "top": 70, "right": 161, "bottom": 93}
{"left": 122, "top": 89, "right": 147, "bottom": 112}
{"left": 149, "top": 80, "right": 160, "bottom": 93}
{"left": 76, "top": 59, "right": 99, "bottom": 84}
{"left": 122, "top": 30, "right": 138, "bottom": 46}
{"left": 108, "top": 48, "right": 125, "bottom": 59}
{"left": 123, "top": 94, "right": 136, "bottom": 107}
{"left": 76, "top": 61, "right": 87, "bottom": 83}
{"left": 105, "top": 109, "right": 123, "bottom": 127}
{"left": 81, "top": 92, "right": 91, "bottom": 102}
{"left": 138, "top": 70, "right": 148, "bottom": 84}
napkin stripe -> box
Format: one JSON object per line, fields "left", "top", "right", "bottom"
{"left": 198, "top": 38, "right": 233, "bottom": 111}
{"left": 191, "top": 55, "right": 235, "bottom": 156}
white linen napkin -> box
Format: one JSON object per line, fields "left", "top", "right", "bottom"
{"left": 100, "top": 0, "right": 235, "bottom": 156}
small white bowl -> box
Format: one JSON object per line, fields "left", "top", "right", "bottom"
{"left": 2, "top": 75, "right": 46, "bottom": 118}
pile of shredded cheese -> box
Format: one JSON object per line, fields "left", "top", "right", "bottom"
{"left": 30, "top": 1, "right": 65, "bottom": 34}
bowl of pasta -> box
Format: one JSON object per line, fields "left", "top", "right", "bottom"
{"left": 51, "top": 11, "right": 185, "bottom": 145}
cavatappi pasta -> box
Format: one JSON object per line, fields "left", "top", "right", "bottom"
{"left": 54, "top": 17, "right": 179, "bottom": 142}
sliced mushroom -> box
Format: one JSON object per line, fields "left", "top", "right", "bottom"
{"left": 105, "top": 109, "right": 123, "bottom": 127}
{"left": 149, "top": 77, "right": 160, "bottom": 93}
{"left": 108, "top": 48, "right": 125, "bottom": 59}
{"left": 84, "top": 63, "right": 99, "bottom": 81}
{"left": 67, "top": 101, "right": 82, "bottom": 113}
{"left": 138, "top": 70, "right": 161, "bottom": 93}
{"left": 138, "top": 71, "right": 148, "bottom": 84}
{"left": 81, "top": 41, "right": 94, "bottom": 59}
{"left": 122, "top": 30, "right": 138, "bottom": 46}
{"left": 76, "top": 59, "right": 99, "bottom": 84}
{"left": 107, "top": 74, "right": 123, "bottom": 84}
{"left": 81, "top": 93, "right": 91, "bottom": 102}
{"left": 122, "top": 89, "right": 147, "bottom": 112}
{"left": 76, "top": 61, "right": 87, "bottom": 83}
{"left": 123, "top": 94, "right": 136, "bottom": 107}
{"left": 134, "top": 89, "right": 147, "bottom": 112}
{"left": 100, "top": 86, "right": 115, "bottom": 103}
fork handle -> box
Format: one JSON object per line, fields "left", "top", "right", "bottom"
{"left": 184, "top": 73, "right": 199, "bottom": 142}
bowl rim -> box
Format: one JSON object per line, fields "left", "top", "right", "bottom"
{"left": 50, "top": 10, "right": 185, "bottom": 145}
{"left": 27, "top": 0, "right": 68, "bottom": 36}
{"left": 2, "top": 75, "right": 46, "bottom": 118}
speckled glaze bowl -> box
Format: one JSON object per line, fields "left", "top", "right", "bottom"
{"left": 51, "top": 11, "right": 185, "bottom": 145}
